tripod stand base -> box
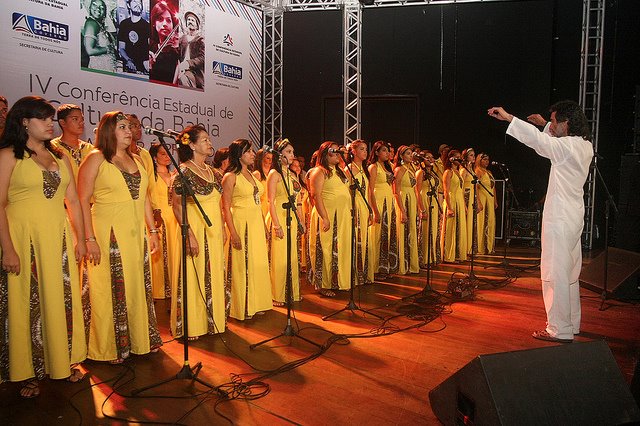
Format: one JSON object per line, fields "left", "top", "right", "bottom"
{"left": 322, "top": 299, "right": 384, "bottom": 321}
{"left": 131, "top": 362, "right": 227, "bottom": 397}
{"left": 250, "top": 321, "right": 321, "bottom": 350}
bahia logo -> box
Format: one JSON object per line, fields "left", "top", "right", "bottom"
{"left": 212, "top": 61, "right": 242, "bottom": 80}
{"left": 12, "top": 13, "right": 69, "bottom": 41}
{"left": 223, "top": 33, "right": 233, "bottom": 47}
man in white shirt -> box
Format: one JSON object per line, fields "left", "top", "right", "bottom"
{"left": 488, "top": 100, "right": 594, "bottom": 343}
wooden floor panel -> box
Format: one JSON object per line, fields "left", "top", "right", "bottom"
{"left": 1, "top": 247, "right": 639, "bottom": 425}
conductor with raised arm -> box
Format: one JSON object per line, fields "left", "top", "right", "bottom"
{"left": 488, "top": 101, "right": 593, "bottom": 343}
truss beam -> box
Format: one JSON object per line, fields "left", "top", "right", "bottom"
{"left": 579, "top": 0, "right": 605, "bottom": 249}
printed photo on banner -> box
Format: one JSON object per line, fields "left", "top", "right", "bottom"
{"left": 81, "top": 0, "right": 118, "bottom": 73}
{"left": 81, "top": 0, "right": 204, "bottom": 90}
{"left": 117, "top": 0, "right": 150, "bottom": 76}
{"left": 149, "top": 0, "right": 204, "bottom": 90}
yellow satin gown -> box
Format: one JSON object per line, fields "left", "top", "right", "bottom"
{"left": 476, "top": 169, "right": 497, "bottom": 254}
{"left": 368, "top": 162, "right": 398, "bottom": 276}
{"left": 351, "top": 164, "right": 374, "bottom": 284}
{"left": 395, "top": 164, "right": 420, "bottom": 274}
{"left": 441, "top": 170, "right": 468, "bottom": 263}
{"left": 309, "top": 168, "right": 352, "bottom": 290}
{"left": 462, "top": 168, "right": 476, "bottom": 255}
{"left": 150, "top": 172, "right": 179, "bottom": 299}
{"left": 228, "top": 173, "right": 272, "bottom": 320}
{"left": 1, "top": 156, "right": 86, "bottom": 382}
{"left": 86, "top": 159, "right": 162, "bottom": 361}
{"left": 170, "top": 167, "right": 227, "bottom": 337}
{"left": 266, "top": 170, "right": 301, "bottom": 303}
{"left": 418, "top": 170, "right": 440, "bottom": 266}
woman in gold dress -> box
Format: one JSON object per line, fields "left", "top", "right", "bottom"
{"left": 148, "top": 143, "right": 178, "bottom": 300}
{"left": 441, "top": 150, "right": 467, "bottom": 263}
{"left": 367, "top": 140, "right": 398, "bottom": 278}
{"left": 252, "top": 148, "right": 273, "bottom": 218}
{"left": 346, "top": 140, "right": 374, "bottom": 284}
{"left": 222, "top": 139, "right": 272, "bottom": 319}
{"left": 78, "top": 111, "right": 161, "bottom": 364}
{"left": 393, "top": 145, "right": 420, "bottom": 274}
{"left": 169, "top": 126, "right": 227, "bottom": 338}
{"left": 266, "top": 139, "right": 303, "bottom": 305}
{"left": 475, "top": 153, "right": 498, "bottom": 254}
{"left": 309, "top": 141, "right": 352, "bottom": 296}
{"left": 0, "top": 96, "right": 87, "bottom": 397}
{"left": 416, "top": 150, "right": 440, "bottom": 266}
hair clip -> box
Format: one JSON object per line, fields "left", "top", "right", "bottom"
{"left": 116, "top": 113, "right": 127, "bottom": 122}
{"left": 181, "top": 133, "right": 190, "bottom": 145}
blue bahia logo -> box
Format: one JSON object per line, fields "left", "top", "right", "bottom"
{"left": 212, "top": 61, "right": 242, "bottom": 80}
{"left": 12, "top": 13, "right": 69, "bottom": 41}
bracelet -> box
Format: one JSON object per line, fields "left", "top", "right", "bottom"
{"left": 149, "top": 229, "right": 159, "bottom": 234}
{"left": 274, "top": 225, "right": 282, "bottom": 230}
{"left": 85, "top": 236, "right": 96, "bottom": 242}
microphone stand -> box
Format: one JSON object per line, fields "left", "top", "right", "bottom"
{"left": 458, "top": 161, "right": 493, "bottom": 284}
{"left": 251, "top": 153, "right": 320, "bottom": 349}
{"left": 323, "top": 153, "right": 383, "bottom": 321}
{"left": 590, "top": 154, "right": 619, "bottom": 310}
{"left": 485, "top": 164, "right": 538, "bottom": 273}
{"left": 132, "top": 134, "right": 225, "bottom": 397}
{"left": 411, "top": 160, "right": 441, "bottom": 299}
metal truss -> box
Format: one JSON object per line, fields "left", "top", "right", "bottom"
{"left": 343, "top": 1, "right": 362, "bottom": 144}
{"left": 263, "top": 6, "right": 284, "bottom": 146}
{"left": 578, "top": 0, "right": 605, "bottom": 249}
{"left": 283, "top": 0, "right": 510, "bottom": 12}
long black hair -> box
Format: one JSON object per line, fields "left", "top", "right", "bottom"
{"left": 0, "top": 96, "right": 62, "bottom": 159}
{"left": 368, "top": 140, "right": 393, "bottom": 173}
{"left": 226, "top": 138, "right": 252, "bottom": 174}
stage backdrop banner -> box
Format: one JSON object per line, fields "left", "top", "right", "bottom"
{"left": 0, "top": 0, "right": 262, "bottom": 151}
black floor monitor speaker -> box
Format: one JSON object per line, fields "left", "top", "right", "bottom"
{"left": 579, "top": 247, "right": 640, "bottom": 300}
{"left": 429, "top": 340, "right": 640, "bottom": 426}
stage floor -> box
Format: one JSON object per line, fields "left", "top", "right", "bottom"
{"left": 1, "top": 246, "right": 639, "bottom": 425}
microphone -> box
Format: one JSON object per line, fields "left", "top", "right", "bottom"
{"left": 491, "top": 161, "right": 506, "bottom": 167}
{"left": 144, "top": 127, "right": 180, "bottom": 139}
{"left": 328, "top": 147, "right": 347, "bottom": 155}
{"left": 412, "top": 152, "right": 426, "bottom": 161}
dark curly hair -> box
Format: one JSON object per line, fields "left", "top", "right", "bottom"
{"left": 549, "top": 100, "right": 592, "bottom": 141}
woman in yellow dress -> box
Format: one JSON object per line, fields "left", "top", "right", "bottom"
{"left": 309, "top": 141, "right": 352, "bottom": 296}
{"left": 475, "top": 153, "right": 498, "bottom": 254}
{"left": 266, "top": 139, "right": 303, "bottom": 306}
{"left": 148, "top": 143, "right": 178, "bottom": 300}
{"left": 169, "top": 125, "right": 227, "bottom": 338}
{"left": 416, "top": 150, "right": 440, "bottom": 266}
{"left": 460, "top": 148, "right": 479, "bottom": 255}
{"left": 222, "top": 139, "right": 272, "bottom": 320}
{"left": 346, "top": 140, "right": 374, "bottom": 284}
{"left": 289, "top": 157, "right": 309, "bottom": 273}
{"left": 0, "top": 96, "right": 87, "bottom": 398}
{"left": 393, "top": 145, "right": 420, "bottom": 274}
{"left": 367, "top": 140, "right": 398, "bottom": 278}
{"left": 78, "top": 111, "right": 161, "bottom": 363}
{"left": 441, "top": 150, "right": 468, "bottom": 263}
{"left": 252, "top": 148, "right": 273, "bottom": 218}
